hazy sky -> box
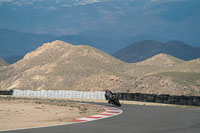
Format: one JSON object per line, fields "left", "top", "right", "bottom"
{"left": 0, "top": 0, "right": 200, "bottom": 46}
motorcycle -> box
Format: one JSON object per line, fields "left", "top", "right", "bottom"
{"left": 106, "top": 93, "right": 121, "bottom": 107}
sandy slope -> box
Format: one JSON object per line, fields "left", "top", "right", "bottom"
{"left": 0, "top": 98, "right": 104, "bottom": 130}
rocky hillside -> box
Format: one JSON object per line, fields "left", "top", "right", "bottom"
{"left": 113, "top": 40, "right": 200, "bottom": 63}
{"left": 167, "top": 58, "right": 200, "bottom": 73}
{"left": 136, "top": 53, "right": 184, "bottom": 67}
{"left": 0, "top": 59, "right": 9, "bottom": 67}
{"left": 0, "top": 40, "right": 131, "bottom": 92}
{"left": 0, "top": 40, "right": 200, "bottom": 96}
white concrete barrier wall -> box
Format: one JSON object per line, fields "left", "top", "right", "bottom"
{"left": 13, "top": 90, "right": 105, "bottom": 100}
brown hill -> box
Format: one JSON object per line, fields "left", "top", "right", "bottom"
{"left": 0, "top": 40, "right": 132, "bottom": 91}
{"left": 122, "top": 54, "right": 184, "bottom": 77}
{"left": 0, "top": 40, "right": 199, "bottom": 96}
{"left": 0, "top": 59, "right": 9, "bottom": 67}
{"left": 136, "top": 53, "right": 184, "bottom": 67}
{"left": 129, "top": 72, "right": 200, "bottom": 96}
{"left": 165, "top": 58, "right": 200, "bottom": 73}
{"left": 131, "top": 58, "right": 200, "bottom": 96}
{"left": 131, "top": 57, "right": 200, "bottom": 95}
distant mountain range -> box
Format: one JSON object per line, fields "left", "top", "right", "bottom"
{"left": 0, "top": 28, "right": 122, "bottom": 63}
{"left": 0, "top": 29, "right": 56, "bottom": 63}
{"left": 0, "top": 41, "right": 200, "bottom": 96}
{"left": 1, "top": 29, "right": 200, "bottom": 64}
{"left": 113, "top": 40, "right": 200, "bottom": 63}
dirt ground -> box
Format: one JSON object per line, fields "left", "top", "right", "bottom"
{"left": 1, "top": 96, "right": 194, "bottom": 131}
{"left": 0, "top": 97, "right": 104, "bottom": 130}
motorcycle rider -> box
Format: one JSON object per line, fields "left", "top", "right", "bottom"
{"left": 105, "top": 89, "right": 114, "bottom": 104}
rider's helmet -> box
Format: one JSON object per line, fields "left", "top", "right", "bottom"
{"left": 105, "top": 89, "right": 109, "bottom": 93}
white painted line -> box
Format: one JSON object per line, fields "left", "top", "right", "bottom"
{"left": 73, "top": 106, "right": 123, "bottom": 122}
{"left": 90, "top": 115, "right": 109, "bottom": 118}
{"left": 75, "top": 118, "right": 97, "bottom": 121}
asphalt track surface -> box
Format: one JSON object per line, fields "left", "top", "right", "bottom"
{"left": 2, "top": 102, "right": 200, "bottom": 133}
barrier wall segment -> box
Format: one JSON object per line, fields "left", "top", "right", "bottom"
{"left": 0, "top": 90, "right": 13, "bottom": 95}
{"left": 1, "top": 90, "right": 200, "bottom": 106}
{"left": 116, "top": 93, "right": 200, "bottom": 106}
{"left": 12, "top": 90, "right": 105, "bottom": 100}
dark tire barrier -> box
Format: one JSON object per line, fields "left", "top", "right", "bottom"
{"left": 134, "top": 93, "right": 141, "bottom": 101}
{"left": 192, "top": 96, "right": 200, "bottom": 106}
{"left": 147, "top": 94, "right": 156, "bottom": 102}
{"left": 142, "top": 94, "right": 148, "bottom": 102}
{"left": 116, "top": 93, "right": 200, "bottom": 106}
{"left": 179, "top": 96, "right": 188, "bottom": 105}
{"left": 0, "top": 90, "right": 13, "bottom": 95}
{"left": 168, "top": 96, "right": 176, "bottom": 104}
{"left": 156, "top": 95, "right": 164, "bottom": 103}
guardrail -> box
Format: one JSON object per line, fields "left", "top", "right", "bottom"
{"left": 116, "top": 93, "right": 200, "bottom": 106}
{"left": 0, "top": 90, "right": 13, "bottom": 95}
{"left": 1, "top": 90, "right": 200, "bottom": 106}
{"left": 12, "top": 90, "right": 105, "bottom": 100}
